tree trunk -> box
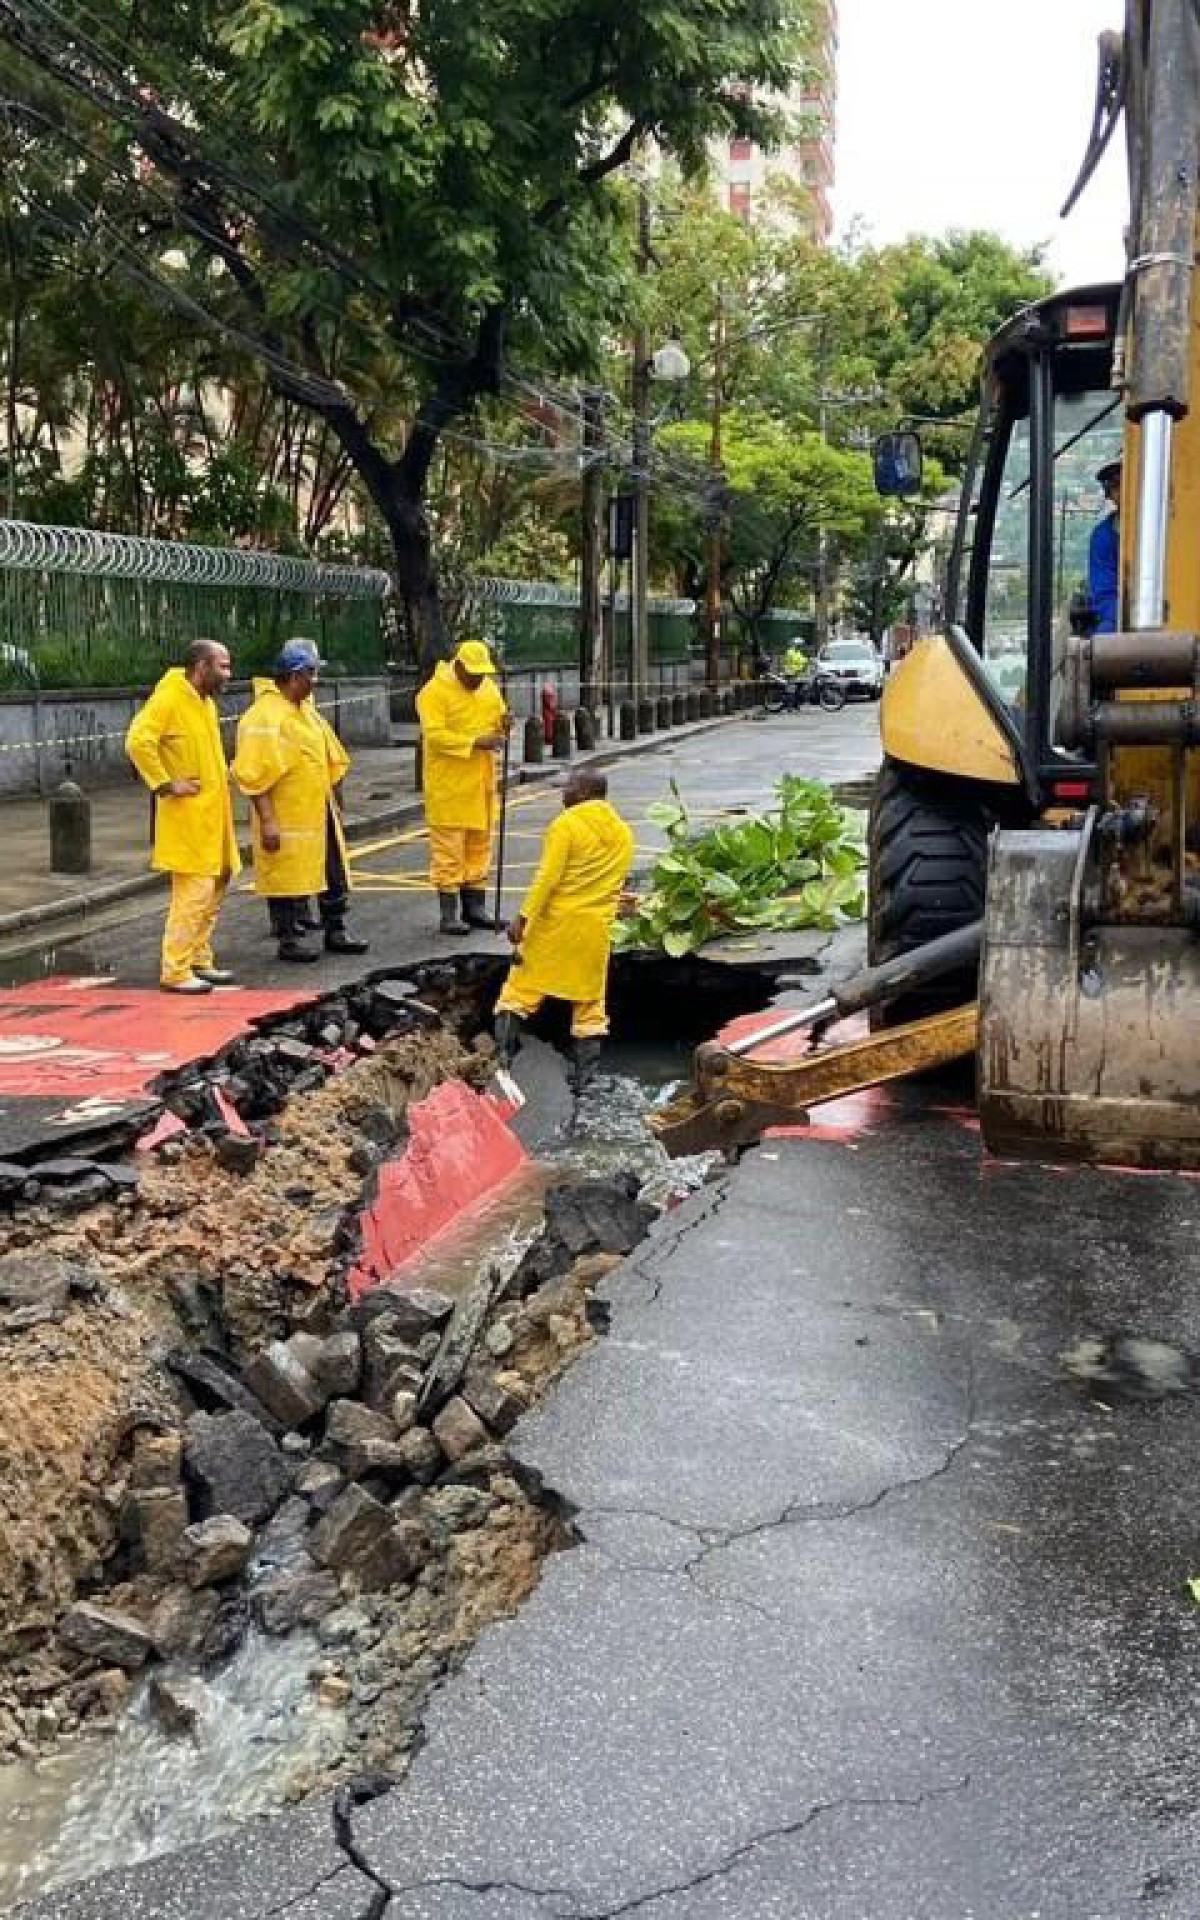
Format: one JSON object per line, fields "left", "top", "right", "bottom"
{"left": 383, "top": 478, "right": 443, "bottom": 669}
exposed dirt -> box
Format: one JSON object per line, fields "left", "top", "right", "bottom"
{"left": 0, "top": 1030, "right": 483, "bottom": 1672}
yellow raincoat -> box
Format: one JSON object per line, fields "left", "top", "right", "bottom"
{"left": 515, "top": 799, "right": 636, "bottom": 1002}
{"left": 125, "top": 668, "right": 240, "bottom": 879}
{"left": 231, "top": 680, "right": 350, "bottom": 897}
{"left": 416, "top": 661, "right": 507, "bottom": 830}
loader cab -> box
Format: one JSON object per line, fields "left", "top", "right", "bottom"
{"left": 950, "top": 284, "right": 1123, "bottom": 793}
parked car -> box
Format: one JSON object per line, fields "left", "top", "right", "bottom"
{"left": 817, "top": 638, "right": 885, "bottom": 700}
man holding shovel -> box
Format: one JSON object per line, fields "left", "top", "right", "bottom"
{"left": 416, "top": 638, "right": 511, "bottom": 935}
{"left": 493, "top": 768, "right": 636, "bottom": 1092}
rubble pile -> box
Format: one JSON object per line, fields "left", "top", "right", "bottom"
{"left": 0, "top": 957, "right": 658, "bottom": 1795}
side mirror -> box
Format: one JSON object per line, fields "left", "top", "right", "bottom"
{"left": 874, "top": 430, "right": 923, "bottom": 498}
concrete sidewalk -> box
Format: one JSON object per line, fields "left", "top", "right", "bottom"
{"left": 0, "top": 715, "right": 743, "bottom": 944}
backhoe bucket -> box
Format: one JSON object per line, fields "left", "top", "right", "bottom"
{"left": 978, "top": 828, "right": 1200, "bottom": 1169}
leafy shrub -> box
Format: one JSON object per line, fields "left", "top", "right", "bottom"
{"left": 614, "top": 776, "right": 866, "bottom": 957}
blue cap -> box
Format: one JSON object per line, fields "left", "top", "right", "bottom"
{"left": 276, "top": 638, "right": 323, "bottom": 675}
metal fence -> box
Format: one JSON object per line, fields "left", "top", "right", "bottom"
{"left": 468, "top": 576, "right": 694, "bottom": 672}
{"left": 0, "top": 520, "right": 813, "bottom": 694}
{"left": 0, "top": 520, "right": 390, "bottom": 690}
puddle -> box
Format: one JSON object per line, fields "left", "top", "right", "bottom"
{"left": 0, "top": 945, "right": 113, "bottom": 990}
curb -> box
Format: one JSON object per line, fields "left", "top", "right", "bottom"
{"left": 0, "top": 713, "right": 747, "bottom": 947}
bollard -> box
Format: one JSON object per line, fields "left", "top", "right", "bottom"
{"left": 722, "top": 688, "right": 736, "bottom": 715}
{"left": 49, "top": 778, "right": 92, "bottom": 875}
{"left": 672, "top": 693, "right": 687, "bottom": 726}
{"left": 575, "top": 706, "right": 596, "bottom": 751}
{"left": 698, "top": 690, "right": 714, "bottom": 720}
{"left": 637, "top": 697, "right": 655, "bottom": 734}
{"left": 686, "top": 691, "right": 701, "bottom": 722}
{"left": 523, "top": 715, "right": 545, "bottom": 764}
{"left": 552, "top": 709, "right": 573, "bottom": 759}
{"left": 619, "top": 700, "right": 638, "bottom": 741}
{"left": 656, "top": 694, "right": 672, "bottom": 729}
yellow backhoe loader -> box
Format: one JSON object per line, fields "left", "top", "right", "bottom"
{"left": 656, "top": 0, "right": 1200, "bottom": 1171}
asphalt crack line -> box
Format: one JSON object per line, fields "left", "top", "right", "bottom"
{"left": 333, "top": 1777, "right": 401, "bottom": 1917}
{"left": 263, "top": 1863, "right": 359, "bottom": 1916}
{"left": 386, "top": 1874, "right": 581, "bottom": 1910}
{"left": 687, "top": 1348, "right": 978, "bottom": 1577}
{"left": 623, "top": 1184, "right": 731, "bottom": 1305}
{"left": 564, "top": 1777, "right": 973, "bottom": 1920}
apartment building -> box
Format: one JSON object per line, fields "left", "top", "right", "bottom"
{"left": 712, "top": 0, "right": 838, "bottom": 239}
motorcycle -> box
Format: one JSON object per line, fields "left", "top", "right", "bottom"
{"left": 761, "top": 666, "right": 846, "bottom": 714}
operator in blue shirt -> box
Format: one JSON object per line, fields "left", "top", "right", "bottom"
{"left": 1088, "top": 459, "right": 1121, "bottom": 632}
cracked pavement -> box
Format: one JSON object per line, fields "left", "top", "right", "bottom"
{"left": 20, "top": 1088, "right": 1200, "bottom": 1916}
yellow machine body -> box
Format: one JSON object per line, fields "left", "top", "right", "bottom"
{"left": 880, "top": 636, "right": 1021, "bottom": 787}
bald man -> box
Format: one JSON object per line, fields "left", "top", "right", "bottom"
{"left": 494, "top": 769, "right": 635, "bottom": 1091}
{"left": 126, "top": 639, "right": 240, "bottom": 994}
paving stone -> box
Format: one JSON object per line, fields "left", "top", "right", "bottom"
{"left": 179, "top": 1514, "right": 254, "bottom": 1588}
{"left": 322, "top": 1400, "right": 396, "bottom": 1478}
{"left": 310, "top": 1330, "right": 362, "bottom": 1401}
{"left": 432, "top": 1395, "right": 491, "bottom": 1461}
{"left": 129, "top": 1429, "right": 183, "bottom": 1490}
{"left": 310, "top": 1484, "right": 392, "bottom": 1574}
{"left": 255, "top": 1569, "right": 341, "bottom": 1635}
{"left": 243, "top": 1341, "right": 324, "bottom": 1429}
{"left": 149, "top": 1585, "right": 222, "bottom": 1660}
{"left": 183, "top": 1411, "right": 289, "bottom": 1525}
{"left": 132, "top": 1487, "right": 189, "bottom": 1573}
{"left": 60, "top": 1602, "right": 155, "bottom": 1670}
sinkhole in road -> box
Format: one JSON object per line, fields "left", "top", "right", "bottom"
{"left": 0, "top": 949, "right": 786, "bottom": 1909}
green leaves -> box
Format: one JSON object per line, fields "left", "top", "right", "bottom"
{"left": 614, "top": 775, "right": 866, "bottom": 957}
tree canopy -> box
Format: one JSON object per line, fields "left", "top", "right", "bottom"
{"left": 0, "top": 0, "right": 815, "bottom": 652}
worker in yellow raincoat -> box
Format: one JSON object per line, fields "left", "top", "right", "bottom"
{"left": 415, "top": 637, "right": 510, "bottom": 935}
{"left": 231, "top": 639, "right": 369, "bottom": 964}
{"left": 494, "top": 768, "right": 636, "bottom": 1091}
{"left": 125, "top": 638, "right": 240, "bottom": 995}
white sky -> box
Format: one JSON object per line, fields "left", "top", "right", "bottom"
{"left": 834, "top": 0, "right": 1128, "bottom": 288}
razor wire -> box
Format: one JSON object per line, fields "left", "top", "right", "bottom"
{"left": 0, "top": 519, "right": 389, "bottom": 598}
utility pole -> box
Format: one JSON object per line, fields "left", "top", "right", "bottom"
{"left": 578, "top": 387, "right": 605, "bottom": 709}
{"left": 631, "top": 183, "right": 652, "bottom": 710}
{"left": 815, "top": 319, "right": 831, "bottom": 652}
{"left": 705, "top": 288, "right": 727, "bottom": 692}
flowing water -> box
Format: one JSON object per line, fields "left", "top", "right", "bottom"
{"left": 0, "top": 1048, "right": 713, "bottom": 1909}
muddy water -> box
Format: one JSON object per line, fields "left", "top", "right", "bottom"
{"left": 0, "top": 1629, "right": 345, "bottom": 1910}
{"left": 0, "top": 1051, "right": 712, "bottom": 1908}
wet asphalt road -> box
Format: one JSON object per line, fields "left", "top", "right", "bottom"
{"left": 0, "top": 706, "right": 879, "bottom": 997}
{"left": 17, "top": 701, "right": 1200, "bottom": 1916}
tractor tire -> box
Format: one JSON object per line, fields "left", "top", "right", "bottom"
{"left": 867, "top": 759, "right": 988, "bottom": 1025}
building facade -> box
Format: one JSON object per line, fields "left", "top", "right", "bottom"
{"left": 712, "top": 0, "right": 838, "bottom": 239}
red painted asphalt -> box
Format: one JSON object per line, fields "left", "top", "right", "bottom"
{"left": 0, "top": 979, "right": 312, "bottom": 1102}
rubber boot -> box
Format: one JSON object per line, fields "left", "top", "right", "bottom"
{"left": 567, "top": 1036, "right": 603, "bottom": 1095}
{"left": 277, "top": 937, "right": 321, "bottom": 964}
{"left": 439, "top": 890, "right": 470, "bottom": 936}
{"left": 493, "top": 1011, "right": 523, "bottom": 1067}
{"left": 460, "top": 886, "right": 494, "bottom": 931}
{"left": 325, "top": 926, "right": 370, "bottom": 955}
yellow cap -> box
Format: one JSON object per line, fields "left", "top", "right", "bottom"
{"left": 454, "top": 639, "right": 497, "bottom": 676}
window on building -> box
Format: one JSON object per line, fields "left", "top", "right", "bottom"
{"left": 729, "top": 183, "right": 752, "bottom": 220}
{"left": 729, "top": 136, "right": 753, "bottom": 164}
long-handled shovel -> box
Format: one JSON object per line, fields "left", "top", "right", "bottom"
{"left": 492, "top": 717, "right": 512, "bottom": 935}
{"left": 488, "top": 669, "right": 525, "bottom": 1111}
